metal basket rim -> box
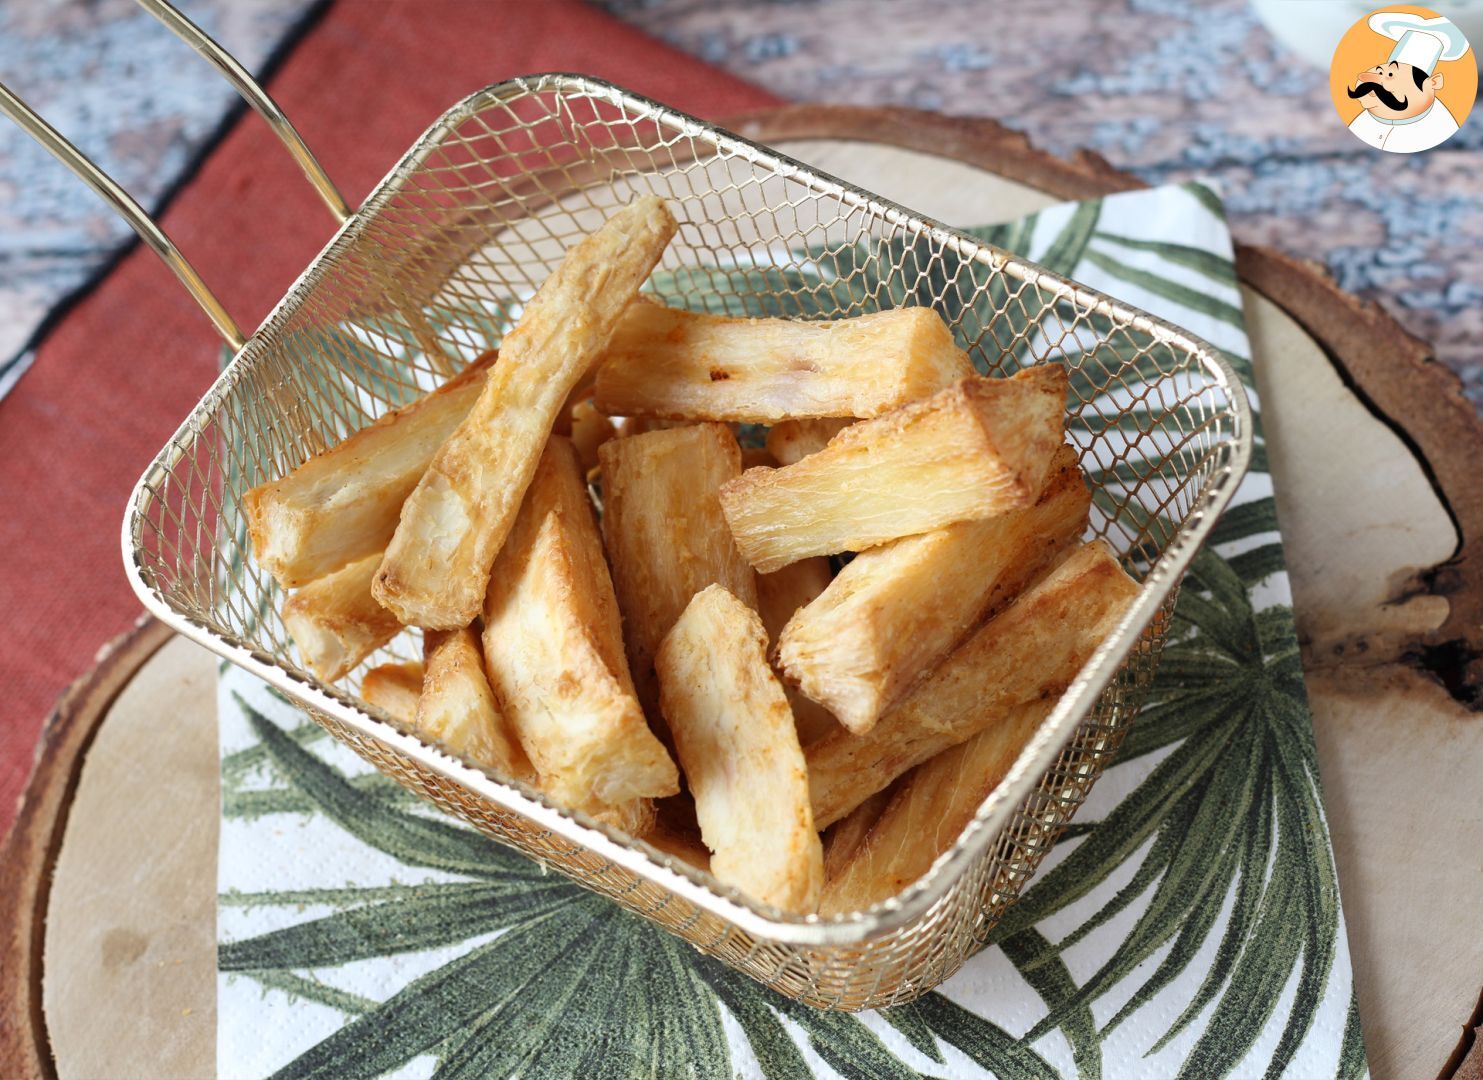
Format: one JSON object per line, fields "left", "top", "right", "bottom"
{"left": 121, "top": 73, "right": 1253, "bottom": 947}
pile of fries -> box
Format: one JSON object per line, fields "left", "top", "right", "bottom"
{"left": 245, "top": 197, "right": 1140, "bottom": 916}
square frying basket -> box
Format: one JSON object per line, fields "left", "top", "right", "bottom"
{"left": 123, "top": 74, "right": 1251, "bottom": 1011}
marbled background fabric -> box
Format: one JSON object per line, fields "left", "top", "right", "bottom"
{"left": 598, "top": 0, "right": 1483, "bottom": 407}
{"left": 0, "top": 0, "right": 314, "bottom": 393}
{"left": 3, "top": 0, "right": 1480, "bottom": 405}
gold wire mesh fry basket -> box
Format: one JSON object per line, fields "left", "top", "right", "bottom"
{"left": 7, "top": 22, "right": 1251, "bottom": 1011}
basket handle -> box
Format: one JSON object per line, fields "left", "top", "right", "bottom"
{"left": 0, "top": 0, "right": 351, "bottom": 352}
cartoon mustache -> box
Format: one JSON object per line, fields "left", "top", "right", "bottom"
{"left": 1348, "top": 79, "right": 1409, "bottom": 111}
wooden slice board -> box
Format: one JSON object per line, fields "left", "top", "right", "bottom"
{"left": 4, "top": 108, "right": 1480, "bottom": 1080}
{"left": 0, "top": 618, "right": 218, "bottom": 1079}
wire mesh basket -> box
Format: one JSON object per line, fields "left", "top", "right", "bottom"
{"left": 69, "top": 67, "right": 1251, "bottom": 1009}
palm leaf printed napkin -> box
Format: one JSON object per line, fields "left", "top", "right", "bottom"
{"left": 217, "top": 181, "right": 1368, "bottom": 1079}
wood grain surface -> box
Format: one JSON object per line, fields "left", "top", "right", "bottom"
{"left": 3, "top": 106, "right": 1479, "bottom": 1080}
{"left": 42, "top": 633, "right": 218, "bottom": 1079}
{"left": 0, "top": 616, "right": 173, "bottom": 1078}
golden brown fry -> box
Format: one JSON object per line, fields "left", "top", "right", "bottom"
{"left": 553, "top": 367, "right": 599, "bottom": 438}
{"left": 570, "top": 398, "right": 616, "bottom": 474}
{"left": 282, "top": 553, "right": 402, "bottom": 682}
{"left": 820, "top": 697, "right": 1053, "bottom": 914}
{"left": 245, "top": 352, "right": 496, "bottom": 588}
{"left": 822, "top": 786, "right": 894, "bottom": 883}
{"left": 417, "top": 627, "right": 535, "bottom": 783}
{"left": 806, "top": 541, "right": 1139, "bottom": 828}
{"left": 577, "top": 794, "right": 656, "bottom": 836}
{"left": 656, "top": 585, "right": 823, "bottom": 913}
{"left": 360, "top": 661, "right": 423, "bottom": 724}
{"left": 779, "top": 445, "right": 1090, "bottom": 733}
{"left": 481, "top": 437, "right": 679, "bottom": 819}
{"left": 719, "top": 367, "right": 1070, "bottom": 573}
{"left": 764, "top": 418, "right": 851, "bottom": 466}
{"left": 595, "top": 302, "right": 970, "bottom": 423}
{"left": 756, "top": 557, "right": 841, "bottom": 746}
{"left": 375, "top": 197, "right": 678, "bottom": 628}
{"left": 598, "top": 423, "right": 758, "bottom": 727}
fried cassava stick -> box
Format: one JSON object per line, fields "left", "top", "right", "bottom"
{"left": 360, "top": 661, "right": 423, "bottom": 724}
{"left": 569, "top": 398, "right": 616, "bottom": 475}
{"left": 756, "top": 557, "right": 833, "bottom": 645}
{"left": 417, "top": 626, "right": 534, "bottom": 783}
{"left": 806, "top": 540, "right": 1139, "bottom": 828}
{"left": 822, "top": 786, "right": 895, "bottom": 884}
{"left": 755, "top": 556, "right": 841, "bottom": 746}
{"left": 820, "top": 697, "right": 1055, "bottom": 914}
{"left": 719, "top": 366, "right": 1070, "bottom": 573}
{"left": 764, "top": 418, "right": 851, "bottom": 466}
{"left": 656, "top": 585, "right": 823, "bottom": 913}
{"left": 376, "top": 197, "right": 678, "bottom": 627}
{"left": 481, "top": 437, "right": 678, "bottom": 825}
{"left": 283, "top": 552, "right": 402, "bottom": 682}
{"left": 595, "top": 302, "right": 970, "bottom": 423}
{"left": 779, "top": 444, "right": 1090, "bottom": 733}
{"left": 598, "top": 423, "right": 758, "bottom": 727}
{"left": 246, "top": 351, "right": 497, "bottom": 588}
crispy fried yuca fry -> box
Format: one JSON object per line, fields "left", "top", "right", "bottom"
{"left": 283, "top": 553, "right": 402, "bottom": 682}
{"left": 576, "top": 794, "right": 656, "bottom": 836}
{"left": 779, "top": 444, "right": 1090, "bottom": 733}
{"left": 720, "top": 366, "right": 1070, "bottom": 573}
{"left": 553, "top": 367, "right": 599, "bottom": 438}
{"left": 569, "top": 398, "right": 616, "bottom": 474}
{"left": 598, "top": 423, "right": 758, "bottom": 726}
{"left": 822, "top": 787, "right": 894, "bottom": 883}
{"left": 756, "top": 557, "right": 841, "bottom": 746}
{"left": 595, "top": 302, "right": 970, "bottom": 423}
{"left": 656, "top": 585, "right": 823, "bottom": 913}
{"left": 807, "top": 540, "right": 1139, "bottom": 828}
{"left": 376, "top": 197, "right": 678, "bottom": 627}
{"left": 482, "top": 437, "right": 679, "bottom": 816}
{"left": 245, "top": 352, "right": 496, "bottom": 588}
{"left": 764, "top": 418, "right": 851, "bottom": 466}
{"left": 820, "top": 697, "right": 1053, "bottom": 914}
{"left": 360, "top": 662, "right": 423, "bottom": 724}
{"left": 418, "top": 627, "right": 535, "bottom": 783}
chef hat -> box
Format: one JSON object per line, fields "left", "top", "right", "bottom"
{"left": 1368, "top": 11, "right": 1471, "bottom": 75}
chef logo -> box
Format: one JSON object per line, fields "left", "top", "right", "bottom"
{"left": 1330, "top": 6, "right": 1475, "bottom": 153}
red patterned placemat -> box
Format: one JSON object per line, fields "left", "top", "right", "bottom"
{"left": 0, "top": 0, "right": 777, "bottom": 838}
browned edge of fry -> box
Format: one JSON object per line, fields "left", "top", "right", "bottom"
{"left": 360, "top": 661, "right": 424, "bottom": 725}
{"left": 243, "top": 350, "right": 498, "bottom": 584}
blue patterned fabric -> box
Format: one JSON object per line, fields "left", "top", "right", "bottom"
{"left": 601, "top": 0, "right": 1483, "bottom": 409}
{"left": 0, "top": 0, "right": 316, "bottom": 397}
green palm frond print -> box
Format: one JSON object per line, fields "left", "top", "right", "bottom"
{"left": 224, "top": 693, "right": 1045, "bottom": 1078}
{"left": 217, "top": 181, "right": 1365, "bottom": 1078}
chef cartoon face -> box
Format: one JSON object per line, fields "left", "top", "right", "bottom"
{"left": 1348, "top": 58, "right": 1442, "bottom": 120}
{"left": 1333, "top": 10, "right": 1474, "bottom": 153}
